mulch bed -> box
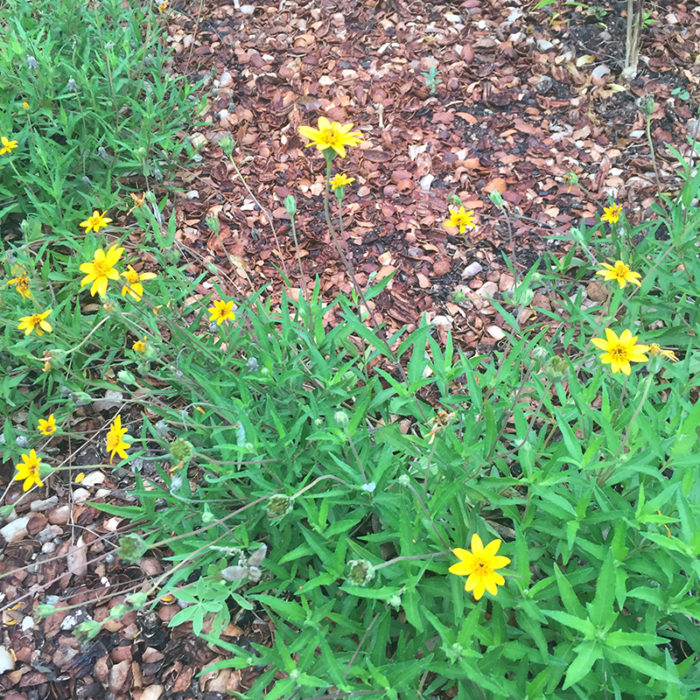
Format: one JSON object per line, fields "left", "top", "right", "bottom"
{"left": 1, "top": 1, "right": 698, "bottom": 697}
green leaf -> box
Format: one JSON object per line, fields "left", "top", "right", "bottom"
{"left": 563, "top": 640, "right": 602, "bottom": 689}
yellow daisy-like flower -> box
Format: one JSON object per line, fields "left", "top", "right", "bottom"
{"left": 132, "top": 337, "right": 147, "bottom": 353}
{"left": 18, "top": 309, "right": 53, "bottom": 336}
{"left": 0, "top": 136, "right": 19, "bottom": 155}
{"left": 298, "top": 116, "right": 364, "bottom": 158}
{"left": 80, "top": 244, "right": 124, "bottom": 297}
{"left": 7, "top": 274, "right": 31, "bottom": 299}
{"left": 79, "top": 210, "right": 113, "bottom": 234}
{"left": 596, "top": 260, "right": 642, "bottom": 288}
{"left": 37, "top": 413, "right": 56, "bottom": 436}
{"left": 591, "top": 328, "right": 650, "bottom": 375}
{"left": 601, "top": 202, "right": 623, "bottom": 224}
{"left": 121, "top": 265, "right": 157, "bottom": 301}
{"left": 330, "top": 173, "right": 355, "bottom": 191}
{"left": 208, "top": 299, "right": 236, "bottom": 325}
{"left": 14, "top": 450, "right": 44, "bottom": 491}
{"left": 648, "top": 344, "right": 679, "bottom": 362}
{"left": 449, "top": 534, "right": 510, "bottom": 601}
{"left": 106, "top": 415, "right": 130, "bottom": 463}
{"left": 22, "top": 101, "right": 29, "bottom": 109}
{"left": 444, "top": 206, "right": 477, "bottom": 234}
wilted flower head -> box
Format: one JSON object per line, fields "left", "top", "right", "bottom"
{"left": 346, "top": 559, "right": 375, "bottom": 586}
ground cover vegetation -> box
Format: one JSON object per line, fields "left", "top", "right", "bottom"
{"left": 0, "top": 0, "right": 698, "bottom": 698}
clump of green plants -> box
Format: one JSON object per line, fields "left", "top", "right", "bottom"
{"left": 1, "top": 9, "right": 699, "bottom": 700}
{"left": 421, "top": 63, "right": 442, "bottom": 94}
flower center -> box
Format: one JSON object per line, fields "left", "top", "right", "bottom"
{"left": 610, "top": 343, "right": 629, "bottom": 361}
{"left": 319, "top": 128, "right": 341, "bottom": 149}
{"left": 93, "top": 260, "right": 111, "bottom": 277}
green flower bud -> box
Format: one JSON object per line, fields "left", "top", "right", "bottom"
{"left": 284, "top": 195, "right": 297, "bottom": 216}
{"left": 206, "top": 215, "right": 220, "bottom": 233}
{"left": 638, "top": 95, "right": 655, "bottom": 116}
{"left": 73, "top": 620, "right": 102, "bottom": 643}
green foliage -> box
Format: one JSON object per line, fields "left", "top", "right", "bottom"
{"left": 0, "top": 0, "right": 202, "bottom": 233}
{"left": 421, "top": 64, "right": 441, "bottom": 94}
{"left": 0, "top": 1, "right": 698, "bottom": 697}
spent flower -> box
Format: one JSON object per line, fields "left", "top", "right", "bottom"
{"left": 7, "top": 274, "right": 31, "bottom": 299}
{"left": 121, "top": 265, "right": 157, "bottom": 301}
{"left": 449, "top": 534, "right": 510, "bottom": 601}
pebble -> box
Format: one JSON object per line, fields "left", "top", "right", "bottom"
{"left": 31, "top": 496, "right": 58, "bottom": 512}
{"left": 461, "top": 262, "right": 484, "bottom": 279}
{"left": 186, "top": 190, "right": 200, "bottom": 200}
{"left": 72, "top": 488, "right": 91, "bottom": 504}
{"left": 477, "top": 281, "right": 499, "bottom": 297}
{"left": 486, "top": 325, "right": 507, "bottom": 340}
{"left": 219, "top": 71, "right": 233, "bottom": 87}
{"left": 48, "top": 505, "right": 70, "bottom": 525}
{"left": 0, "top": 517, "right": 29, "bottom": 543}
{"left": 81, "top": 471, "right": 105, "bottom": 488}
{"left": 240, "top": 4, "right": 255, "bottom": 14}
{"left": 0, "top": 645, "right": 15, "bottom": 673}
{"left": 37, "top": 524, "right": 62, "bottom": 543}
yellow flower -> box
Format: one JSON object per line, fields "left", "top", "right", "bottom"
{"left": 330, "top": 173, "right": 355, "bottom": 191}
{"left": 79, "top": 210, "right": 113, "bottom": 234}
{"left": 158, "top": 0, "right": 168, "bottom": 11}
{"left": 0, "top": 136, "right": 18, "bottom": 155}
{"left": 449, "top": 534, "right": 510, "bottom": 601}
{"left": 121, "top": 265, "right": 157, "bottom": 301}
{"left": 208, "top": 299, "right": 236, "bottom": 325}
{"left": 596, "top": 260, "right": 642, "bottom": 288}
{"left": 80, "top": 244, "right": 123, "bottom": 297}
{"left": 132, "top": 337, "right": 147, "bottom": 353}
{"left": 22, "top": 101, "right": 29, "bottom": 109}
{"left": 648, "top": 344, "right": 679, "bottom": 362}
{"left": 18, "top": 309, "right": 53, "bottom": 336}
{"left": 601, "top": 202, "right": 623, "bottom": 224}
{"left": 37, "top": 413, "right": 56, "bottom": 436}
{"left": 75, "top": 472, "right": 86, "bottom": 484}
{"left": 106, "top": 415, "right": 130, "bottom": 463}
{"left": 298, "top": 117, "right": 364, "bottom": 158}
{"left": 14, "top": 450, "right": 44, "bottom": 491}
{"left": 444, "top": 206, "right": 477, "bottom": 234}
{"left": 7, "top": 274, "right": 31, "bottom": 299}
{"left": 591, "top": 328, "right": 650, "bottom": 375}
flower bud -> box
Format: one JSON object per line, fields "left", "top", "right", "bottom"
{"left": 284, "top": 195, "right": 297, "bottom": 216}
{"left": 638, "top": 95, "right": 655, "bottom": 116}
